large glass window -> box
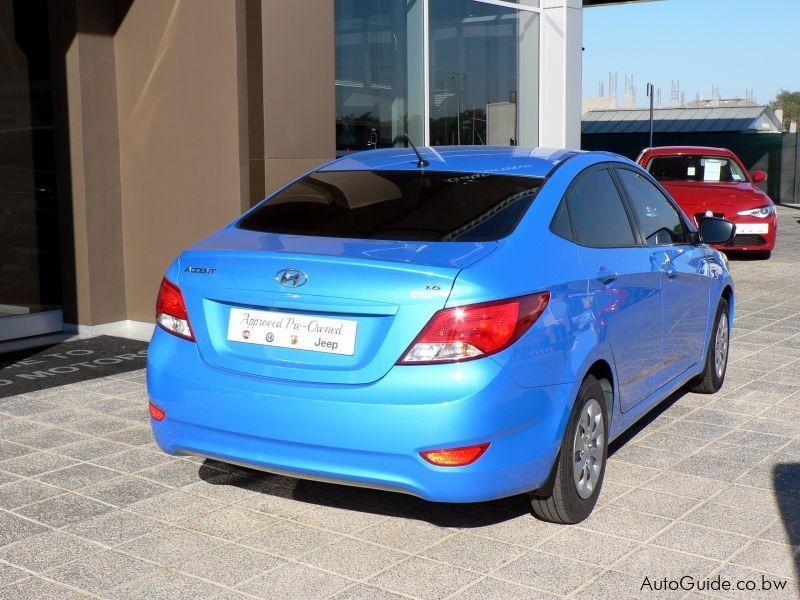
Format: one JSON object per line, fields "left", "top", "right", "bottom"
{"left": 429, "top": 0, "right": 538, "bottom": 147}
{"left": 0, "top": 0, "right": 61, "bottom": 322}
{"left": 334, "top": 1, "right": 425, "bottom": 154}
{"left": 334, "top": 0, "right": 540, "bottom": 153}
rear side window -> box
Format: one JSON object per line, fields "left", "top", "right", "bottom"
{"left": 237, "top": 170, "right": 543, "bottom": 242}
{"left": 566, "top": 169, "right": 636, "bottom": 247}
{"left": 550, "top": 199, "right": 572, "bottom": 240}
{"left": 617, "top": 169, "right": 688, "bottom": 246}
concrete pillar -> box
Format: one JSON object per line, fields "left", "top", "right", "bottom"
{"left": 539, "top": 0, "right": 583, "bottom": 149}
{"left": 114, "top": 0, "right": 250, "bottom": 322}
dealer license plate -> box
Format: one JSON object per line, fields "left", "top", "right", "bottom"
{"left": 227, "top": 308, "right": 357, "bottom": 355}
{"left": 735, "top": 223, "right": 769, "bottom": 235}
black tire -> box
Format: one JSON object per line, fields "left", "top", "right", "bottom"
{"left": 530, "top": 375, "right": 608, "bottom": 524}
{"left": 752, "top": 251, "right": 771, "bottom": 260}
{"left": 691, "top": 298, "right": 730, "bottom": 394}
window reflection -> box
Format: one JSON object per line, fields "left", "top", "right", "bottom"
{"left": 335, "top": 0, "right": 539, "bottom": 153}
{"left": 334, "top": 0, "right": 424, "bottom": 154}
{"left": 429, "top": 0, "right": 538, "bottom": 146}
{"left": 0, "top": 0, "right": 61, "bottom": 317}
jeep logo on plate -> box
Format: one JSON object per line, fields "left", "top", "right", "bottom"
{"left": 275, "top": 268, "right": 307, "bottom": 288}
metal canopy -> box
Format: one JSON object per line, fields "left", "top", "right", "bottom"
{"left": 582, "top": 106, "right": 783, "bottom": 135}
{"left": 582, "top": 0, "right": 660, "bottom": 6}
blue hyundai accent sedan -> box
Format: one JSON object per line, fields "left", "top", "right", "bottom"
{"left": 147, "top": 146, "right": 735, "bottom": 523}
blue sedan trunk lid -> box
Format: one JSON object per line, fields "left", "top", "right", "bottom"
{"left": 177, "top": 228, "right": 496, "bottom": 385}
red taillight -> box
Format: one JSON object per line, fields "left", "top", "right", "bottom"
{"left": 421, "top": 443, "right": 490, "bottom": 467}
{"left": 156, "top": 277, "right": 195, "bottom": 341}
{"left": 399, "top": 292, "right": 549, "bottom": 364}
{"left": 149, "top": 401, "right": 165, "bottom": 421}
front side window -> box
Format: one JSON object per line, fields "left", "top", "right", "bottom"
{"left": 646, "top": 155, "right": 747, "bottom": 183}
{"left": 617, "top": 169, "right": 688, "bottom": 246}
{"left": 238, "top": 170, "right": 543, "bottom": 242}
{"left": 565, "top": 169, "right": 636, "bottom": 247}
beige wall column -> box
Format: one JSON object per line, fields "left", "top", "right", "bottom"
{"left": 115, "top": 0, "right": 250, "bottom": 322}
{"left": 261, "top": 0, "right": 336, "bottom": 195}
{"left": 48, "top": 0, "right": 127, "bottom": 326}
{"left": 51, "top": 0, "right": 328, "bottom": 326}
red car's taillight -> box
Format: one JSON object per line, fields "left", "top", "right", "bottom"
{"left": 156, "top": 277, "right": 195, "bottom": 341}
{"left": 398, "top": 292, "right": 549, "bottom": 364}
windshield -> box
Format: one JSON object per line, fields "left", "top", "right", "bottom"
{"left": 237, "top": 170, "right": 543, "bottom": 242}
{"left": 647, "top": 155, "right": 747, "bottom": 183}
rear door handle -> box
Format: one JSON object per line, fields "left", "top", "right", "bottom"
{"left": 596, "top": 271, "right": 619, "bottom": 285}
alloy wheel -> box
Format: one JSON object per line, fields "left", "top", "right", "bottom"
{"left": 572, "top": 398, "right": 605, "bottom": 499}
{"left": 714, "top": 311, "right": 729, "bottom": 379}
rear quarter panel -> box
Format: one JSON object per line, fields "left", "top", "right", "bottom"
{"left": 447, "top": 153, "right": 619, "bottom": 392}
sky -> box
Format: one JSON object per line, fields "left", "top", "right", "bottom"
{"left": 582, "top": 0, "right": 800, "bottom": 107}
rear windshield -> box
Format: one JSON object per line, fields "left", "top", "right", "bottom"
{"left": 237, "top": 170, "right": 543, "bottom": 242}
{"left": 647, "top": 155, "right": 747, "bottom": 183}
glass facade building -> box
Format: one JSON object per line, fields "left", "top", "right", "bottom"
{"left": 335, "top": 0, "right": 540, "bottom": 154}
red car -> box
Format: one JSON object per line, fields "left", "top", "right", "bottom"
{"left": 637, "top": 146, "right": 776, "bottom": 258}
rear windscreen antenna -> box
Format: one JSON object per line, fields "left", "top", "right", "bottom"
{"left": 405, "top": 134, "right": 429, "bottom": 168}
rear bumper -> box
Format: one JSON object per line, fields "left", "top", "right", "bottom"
{"left": 146, "top": 328, "right": 575, "bottom": 503}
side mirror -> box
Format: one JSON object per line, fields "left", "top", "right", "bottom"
{"left": 752, "top": 170, "right": 767, "bottom": 183}
{"left": 699, "top": 217, "right": 735, "bottom": 245}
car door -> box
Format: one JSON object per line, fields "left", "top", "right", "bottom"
{"left": 615, "top": 167, "right": 710, "bottom": 389}
{"left": 562, "top": 165, "right": 663, "bottom": 412}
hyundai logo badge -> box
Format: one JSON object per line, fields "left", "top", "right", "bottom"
{"left": 275, "top": 268, "right": 308, "bottom": 288}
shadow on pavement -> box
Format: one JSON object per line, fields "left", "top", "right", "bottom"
{"left": 196, "top": 459, "right": 533, "bottom": 528}
{"left": 609, "top": 385, "right": 689, "bottom": 456}
{"left": 192, "top": 389, "right": 692, "bottom": 528}
{"left": 0, "top": 340, "right": 60, "bottom": 362}
{"left": 773, "top": 463, "right": 800, "bottom": 582}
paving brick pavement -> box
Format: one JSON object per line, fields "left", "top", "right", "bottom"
{"left": 1, "top": 206, "right": 799, "bottom": 599}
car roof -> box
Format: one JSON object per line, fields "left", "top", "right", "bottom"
{"left": 642, "top": 146, "right": 736, "bottom": 157}
{"left": 320, "top": 146, "right": 584, "bottom": 178}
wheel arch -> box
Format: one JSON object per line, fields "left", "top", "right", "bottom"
{"left": 721, "top": 284, "right": 733, "bottom": 312}
{"left": 715, "top": 283, "right": 734, "bottom": 342}
{"left": 584, "top": 359, "right": 614, "bottom": 422}
{"left": 531, "top": 360, "right": 614, "bottom": 513}
{"left": 533, "top": 351, "right": 617, "bottom": 500}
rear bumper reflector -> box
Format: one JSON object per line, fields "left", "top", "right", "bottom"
{"left": 420, "top": 442, "right": 490, "bottom": 467}
{"left": 149, "top": 401, "right": 166, "bottom": 421}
